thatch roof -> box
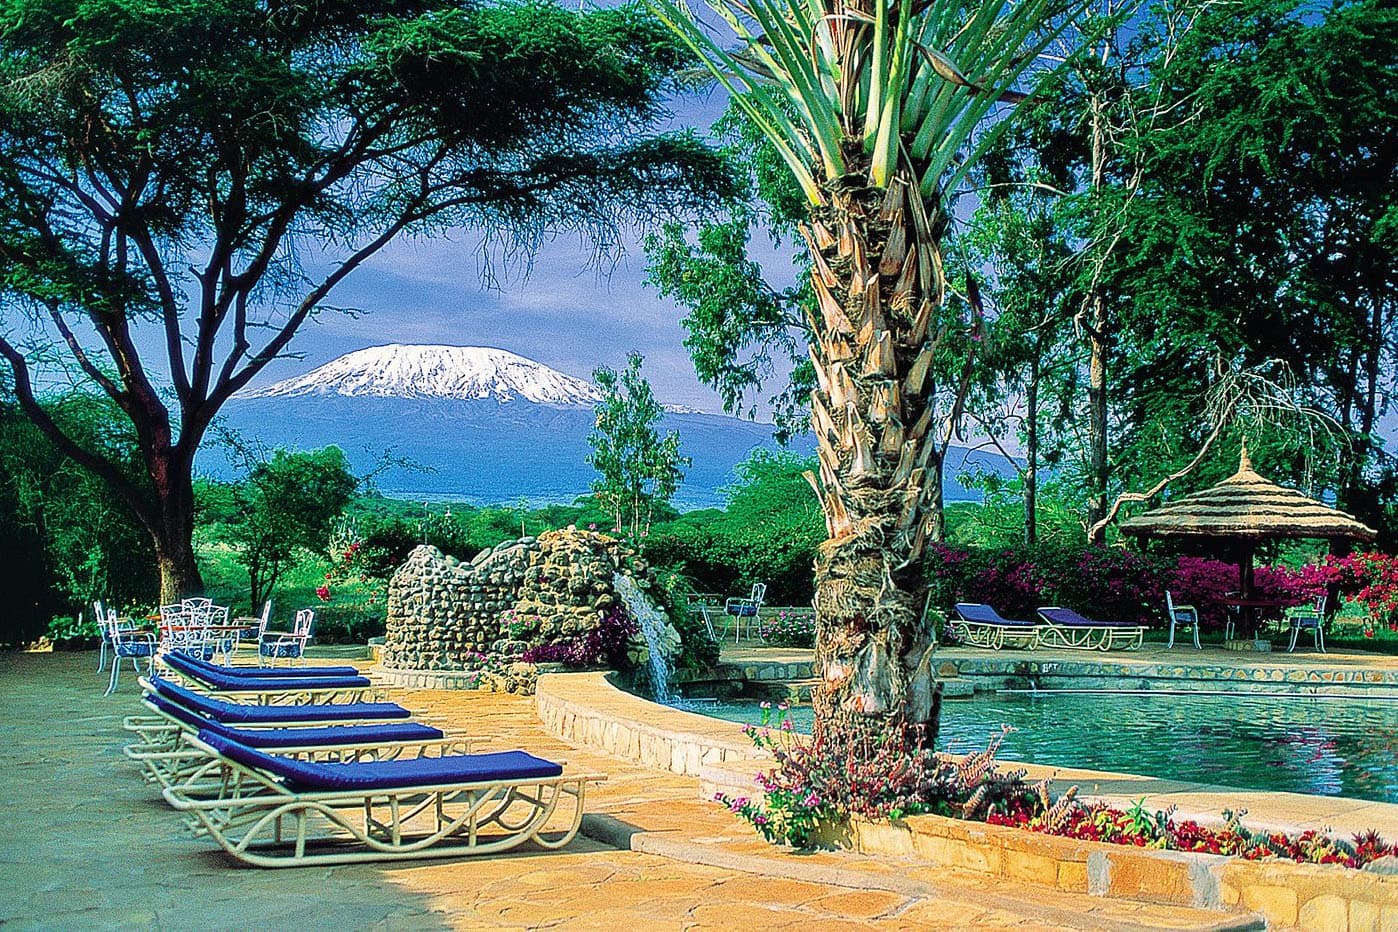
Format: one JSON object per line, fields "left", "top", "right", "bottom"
{"left": 1119, "top": 447, "right": 1377, "bottom": 542}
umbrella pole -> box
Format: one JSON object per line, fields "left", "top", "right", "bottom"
{"left": 1240, "top": 544, "right": 1256, "bottom": 639}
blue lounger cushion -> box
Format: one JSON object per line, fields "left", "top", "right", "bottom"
{"left": 954, "top": 603, "right": 1036, "bottom": 627}
{"left": 149, "top": 677, "right": 410, "bottom": 724}
{"left": 1037, "top": 607, "right": 1139, "bottom": 628}
{"left": 163, "top": 652, "right": 370, "bottom": 690}
{"left": 199, "top": 730, "right": 562, "bottom": 791}
{"left": 147, "top": 695, "right": 443, "bottom": 748}
{"left": 176, "top": 652, "right": 360, "bottom": 678}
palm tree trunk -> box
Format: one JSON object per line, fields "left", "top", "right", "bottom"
{"left": 803, "top": 170, "right": 944, "bottom": 750}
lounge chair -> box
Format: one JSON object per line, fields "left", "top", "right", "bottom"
{"left": 169, "top": 651, "right": 361, "bottom": 679}
{"left": 140, "top": 676, "right": 412, "bottom": 727}
{"left": 158, "top": 651, "right": 379, "bottom": 704}
{"left": 951, "top": 603, "right": 1039, "bottom": 650}
{"left": 161, "top": 730, "right": 600, "bottom": 866}
{"left": 125, "top": 693, "right": 461, "bottom": 787}
{"left": 1035, "top": 607, "right": 1147, "bottom": 651}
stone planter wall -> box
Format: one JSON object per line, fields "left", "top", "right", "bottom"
{"left": 381, "top": 529, "right": 673, "bottom": 683}
{"left": 840, "top": 813, "right": 1397, "bottom": 931}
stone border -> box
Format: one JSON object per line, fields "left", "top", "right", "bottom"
{"left": 541, "top": 669, "right": 1398, "bottom": 930}
{"left": 371, "top": 665, "right": 485, "bottom": 691}
{"left": 939, "top": 654, "right": 1398, "bottom": 697}
{"left": 535, "top": 671, "right": 766, "bottom": 777}
{"left": 839, "top": 814, "right": 1397, "bottom": 930}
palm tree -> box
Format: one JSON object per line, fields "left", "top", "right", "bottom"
{"left": 649, "top": 0, "right": 1092, "bottom": 748}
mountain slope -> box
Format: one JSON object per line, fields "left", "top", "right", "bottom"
{"left": 246, "top": 344, "right": 602, "bottom": 405}
{"left": 203, "top": 344, "right": 1013, "bottom": 508}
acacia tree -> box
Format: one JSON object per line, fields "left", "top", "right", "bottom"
{"left": 0, "top": 0, "right": 730, "bottom": 601}
{"left": 650, "top": 0, "right": 1091, "bottom": 746}
{"left": 587, "top": 352, "right": 690, "bottom": 538}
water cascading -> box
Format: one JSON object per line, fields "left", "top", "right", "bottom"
{"left": 612, "top": 572, "right": 676, "bottom": 704}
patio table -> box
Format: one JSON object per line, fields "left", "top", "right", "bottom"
{"left": 1219, "top": 596, "right": 1296, "bottom": 639}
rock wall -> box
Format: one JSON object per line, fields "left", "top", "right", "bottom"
{"left": 381, "top": 527, "right": 668, "bottom": 677}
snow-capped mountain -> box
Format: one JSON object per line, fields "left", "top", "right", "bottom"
{"left": 207, "top": 343, "right": 1012, "bottom": 508}
{"left": 246, "top": 344, "right": 603, "bottom": 406}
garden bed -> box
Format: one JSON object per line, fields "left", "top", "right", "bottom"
{"left": 837, "top": 811, "right": 1397, "bottom": 929}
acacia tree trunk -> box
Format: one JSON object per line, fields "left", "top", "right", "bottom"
{"left": 150, "top": 452, "right": 205, "bottom": 604}
{"left": 802, "top": 171, "right": 945, "bottom": 751}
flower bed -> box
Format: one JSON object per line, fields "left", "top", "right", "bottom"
{"left": 717, "top": 706, "right": 1395, "bottom": 871}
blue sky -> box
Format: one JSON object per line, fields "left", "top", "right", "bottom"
{"left": 245, "top": 88, "right": 782, "bottom": 415}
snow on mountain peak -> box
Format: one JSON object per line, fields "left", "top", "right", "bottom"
{"left": 244, "top": 344, "right": 603, "bottom": 405}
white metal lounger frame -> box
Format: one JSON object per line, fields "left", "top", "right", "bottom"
{"left": 147, "top": 667, "right": 385, "bottom": 706}
{"left": 1034, "top": 609, "right": 1146, "bottom": 651}
{"left": 161, "top": 733, "right": 603, "bottom": 867}
{"left": 949, "top": 618, "right": 1039, "bottom": 650}
{"left": 122, "top": 703, "right": 469, "bottom": 788}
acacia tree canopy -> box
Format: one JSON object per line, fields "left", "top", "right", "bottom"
{"left": 0, "top": 0, "right": 732, "bottom": 598}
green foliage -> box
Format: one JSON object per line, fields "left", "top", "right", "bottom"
{"left": 587, "top": 352, "right": 690, "bottom": 538}
{"left": 644, "top": 449, "right": 824, "bottom": 603}
{"left": 0, "top": 0, "right": 732, "bottom": 597}
{"left": 643, "top": 105, "right": 814, "bottom": 438}
{"left": 208, "top": 447, "right": 358, "bottom": 606}
{"left": 648, "top": 566, "right": 720, "bottom": 671}
{"left": 0, "top": 394, "right": 156, "bottom": 635}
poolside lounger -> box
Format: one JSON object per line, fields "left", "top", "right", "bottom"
{"left": 1035, "top": 607, "right": 1147, "bottom": 651}
{"left": 125, "top": 694, "right": 462, "bottom": 787}
{"left": 172, "top": 651, "right": 361, "bottom": 678}
{"left": 158, "top": 651, "right": 379, "bottom": 704}
{"left": 140, "top": 676, "right": 412, "bottom": 727}
{"left": 951, "top": 603, "right": 1039, "bottom": 650}
{"left": 161, "top": 730, "right": 601, "bottom": 866}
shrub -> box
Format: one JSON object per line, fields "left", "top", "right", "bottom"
{"left": 720, "top": 708, "right": 1395, "bottom": 869}
{"left": 648, "top": 566, "right": 720, "bottom": 672}
{"left": 518, "top": 605, "right": 639, "bottom": 670}
{"left": 759, "top": 610, "right": 816, "bottom": 648}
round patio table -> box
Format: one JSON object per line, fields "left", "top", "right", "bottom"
{"left": 1219, "top": 596, "right": 1295, "bottom": 639}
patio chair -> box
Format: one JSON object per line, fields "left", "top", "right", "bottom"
{"left": 950, "top": 603, "right": 1039, "bottom": 650}
{"left": 1285, "top": 595, "right": 1327, "bottom": 653}
{"left": 124, "top": 694, "right": 460, "bottom": 787}
{"left": 1164, "top": 591, "right": 1202, "bottom": 649}
{"left": 161, "top": 730, "right": 600, "bottom": 866}
{"left": 156, "top": 650, "right": 378, "bottom": 705}
{"left": 723, "top": 584, "right": 766, "bottom": 643}
{"left": 140, "top": 676, "right": 412, "bottom": 727}
{"left": 105, "top": 613, "right": 157, "bottom": 696}
{"left": 93, "top": 602, "right": 109, "bottom": 672}
{"left": 1035, "top": 607, "right": 1147, "bottom": 651}
{"left": 260, "top": 608, "right": 314, "bottom": 666}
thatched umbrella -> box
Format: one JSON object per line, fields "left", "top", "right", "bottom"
{"left": 1121, "top": 445, "right": 1376, "bottom": 634}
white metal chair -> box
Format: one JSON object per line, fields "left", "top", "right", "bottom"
{"left": 260, "top": 608, "right": 314, "bottom": 666}
{"left": 105, "top": 608, "right": 156, "bottom": 695}
{"left": 1165, "top": 591, "right": 1201, "bottom": 649}
{"left": 723, "top": 583, "right": 767, "bottom": 643}
{"left": 94, "top": 601, "right": 110, "bottom": 672}
{"left": 1285, "top": 595, "right": 1327, "bottom": 653}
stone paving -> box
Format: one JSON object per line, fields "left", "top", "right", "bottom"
{"left": 0, "top": 651, "right": 1260, "bottom": 930}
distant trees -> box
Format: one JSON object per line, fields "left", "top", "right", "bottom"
{"left": 0, "top": 0, "right": 731, "bottom": 600}
{"left": 220, "top": 448, "right": 359, "bottom": 608}
{"left": 587, "top": 353, "right": 690, "bottom": 539}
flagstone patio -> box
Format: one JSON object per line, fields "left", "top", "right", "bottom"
{"left": 0, "top": 650, "right": 1261, "bottom": 930}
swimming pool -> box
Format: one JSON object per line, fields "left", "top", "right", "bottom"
{"left": 699, "top": 691, "right": 1398, "bottom": 804}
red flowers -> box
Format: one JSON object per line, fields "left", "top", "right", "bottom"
{"left": 314, "top": 585, "right": 330, "bottom": 602}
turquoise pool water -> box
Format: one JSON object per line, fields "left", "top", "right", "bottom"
{"left": 699, "top": 691, "right": 1398, "bottom": 804}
